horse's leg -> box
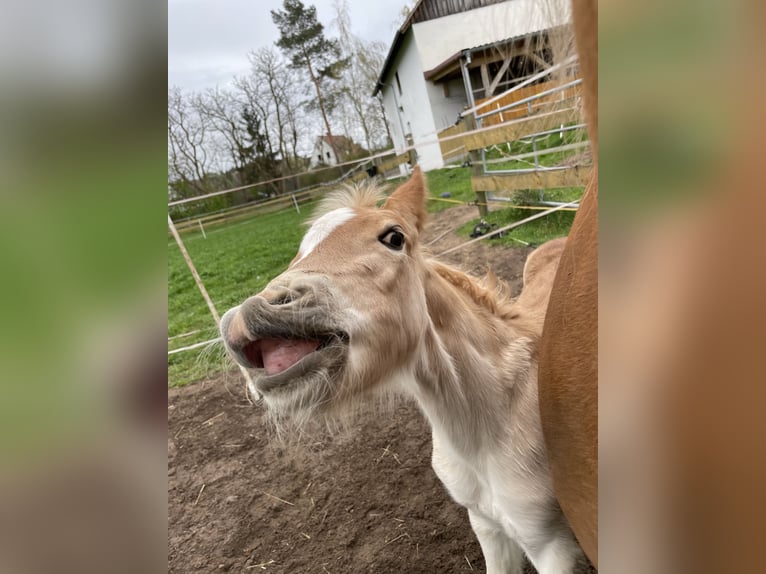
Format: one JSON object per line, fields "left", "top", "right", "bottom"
{"left": 467, "top": 510, "right": 524, "bottom": 574}
{"left": 523, "top": 534, "right": 582, "bottom": 574}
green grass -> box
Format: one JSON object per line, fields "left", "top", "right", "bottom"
{"left": 457, "top": 204, "right": 576, "bottom": 247}
{"left": 380, "top": 167, "right": 474, "bottom": 213}
{"left": 168, "top": 166, "right": 580, "bottom": 386}
{"left": 454, "top": 185, "right": 581, "bottom": 248}
{"left": 424, "top": 167, "right": 475, "bottom": 212}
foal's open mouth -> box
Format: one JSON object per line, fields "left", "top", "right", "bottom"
{"left": 240, "top": 331, "right": 349, "bottom": 392}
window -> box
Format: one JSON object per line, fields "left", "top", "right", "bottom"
{"left": 327, "top": 152, "right": 332, "bottom": 159}
{"left": 395, "top": 71, "right": 402, "bottom": 96}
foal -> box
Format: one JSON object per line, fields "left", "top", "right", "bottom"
{"left": 221, "top": 168, "right": 583, "bottom": 573}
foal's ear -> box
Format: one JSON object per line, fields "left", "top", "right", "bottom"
{"left": 382, "top": 166, "right": 427, "bottom": 233}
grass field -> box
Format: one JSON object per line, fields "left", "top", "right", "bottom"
{"left": 168, "top": 166, "right": 583, "bottom": 386}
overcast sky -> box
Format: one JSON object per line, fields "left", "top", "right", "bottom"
{"left": 169, "top": 0, "right": 409, "bottom": 93}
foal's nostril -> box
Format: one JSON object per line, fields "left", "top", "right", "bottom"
{"left": 260, "top": 286, "right": 298, "bottom": 307}
{"left": 272, "top": 294, "right": 295, "bottom": 306}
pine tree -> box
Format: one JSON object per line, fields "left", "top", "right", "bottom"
{"left": 271, "top": 0, "right": 348, "bottom": 159}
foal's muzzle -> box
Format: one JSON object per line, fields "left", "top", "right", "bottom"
{"left": 220, "top": 274, "right": 347, "bottom": 371}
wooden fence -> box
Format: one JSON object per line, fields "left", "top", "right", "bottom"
{"left": 439, "top": 76, "right": 591, "bottom": 216}
{"left": 473, "top": 78, "right": 582, "bottom": 126}
{"left": 171, "top": 150, "right": 413, "bottom": 235}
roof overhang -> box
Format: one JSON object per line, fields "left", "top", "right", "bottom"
{"left": 423, "top": 33, "right": 546, "bottom": 84}
{"left": 423, "top": 50, "right": 465, "bottom": 83}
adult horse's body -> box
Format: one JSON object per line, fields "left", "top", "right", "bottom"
{"left": 221, "top": 170, "right": 584, "bottom": 573}
{"left": 537, "top": 0, "right": 598, "bottom": 566}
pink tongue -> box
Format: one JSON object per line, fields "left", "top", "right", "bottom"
{"left": 260, "top": 338, "right": 321, "bottom": 376}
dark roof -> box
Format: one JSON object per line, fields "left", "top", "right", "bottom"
{"left": 371, "top": 27, "right": 409, "bottom": 97}
{"left": 372, "top": 0, "right": 510, "bottom": 96}
{"left": 316, "top": 135, "right": 364, "bottom": 157}
{"left": 319, "top": 135, "right": 354, "bottom": 145}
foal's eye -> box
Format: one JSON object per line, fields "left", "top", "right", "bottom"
{"left": 379, "top": 228, "right": 405, "bottom": 251}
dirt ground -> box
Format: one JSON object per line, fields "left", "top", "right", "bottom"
{"left": 168, "top": 207, "right": 587, "bottom": 573}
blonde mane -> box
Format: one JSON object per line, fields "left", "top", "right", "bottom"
{"left": 307, "top": 180, "right": 388, "bottom": 226}
{"left": 430, "top": 261, "right": 518, "bottom": 320}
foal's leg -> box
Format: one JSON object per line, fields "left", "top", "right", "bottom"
{"left": 468, "top": 510, "right": 524, "bottom": 574}
{"left": 524, "top": 533, "right": 582, "bottom": 574}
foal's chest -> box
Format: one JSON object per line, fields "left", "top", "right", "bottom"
{"left": 431, "top": 431, "right": 555, "bottom": 544}
{"left": 432, "top": 436, "right": 519, "bottom": 527}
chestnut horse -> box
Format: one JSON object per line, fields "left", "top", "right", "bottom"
{"left": 537, "top": 0, "right": 598, "bottom": 567}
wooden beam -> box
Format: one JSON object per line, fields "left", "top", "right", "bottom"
{"left": 465, "top": 113, "right": 488, "bottom": 217}
{"left": 472, "top": 166, "right": 592, "bottom": 192}
{"left": 348, "top": 153, "right": 410, "bottom": 182}
{"left": 463, "top": 106, "right": 578, "bottom": 151}
{"left": 466, "top": 50, "right": 513, "bottom": 68}
{"left": 480, "top": 64, "right": 491, "bottom": 97}
{"left": 528, "top": 52, "right": 550, "bottom": 70}
{"left": 382, "top": 153, "right": 410, "bottom": 172}
{"left": 438, "top": 122, "right": 467, "bottom": 156}
{"left": 488, "top": 56, "right": 513, "bottom": 97}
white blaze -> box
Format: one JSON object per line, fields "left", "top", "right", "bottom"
{"left": 296, "top": 207, "right": 356, "bottom": 262}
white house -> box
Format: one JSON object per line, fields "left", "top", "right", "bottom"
{"left": 373, "top": 0, "right": 570, "bottom": 171}
{"left": 308, "top": 135, "right": 363, "bottom": 169}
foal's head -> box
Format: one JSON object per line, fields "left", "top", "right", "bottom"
{"left": 221, "top": 168, "right": 430, "bottom": 414}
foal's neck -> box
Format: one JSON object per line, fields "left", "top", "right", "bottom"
{"left": 410, "top": 261, "right": 536, "bottom": 453}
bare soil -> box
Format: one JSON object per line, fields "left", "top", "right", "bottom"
{"left": 168, "top": 207, "right": 585, "bottom": 573}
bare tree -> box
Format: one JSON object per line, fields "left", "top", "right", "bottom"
{"left": 194, "top": 86, "right": 250, "bottom": 180}
{"left": 280, "top": 72, "right": 307, "bottom": 163}
{"left": 236, "top": 48, "right": 314, "bottom": 172}
{"left": 332, "top": 0, "right": 391, "bottom": 152}
{"left": 247, "top": 48, "right": 305, "bottom": 172}
{"left": 168, "top": 87, "right": 214, "bottom": 196}
{"left": 232, "top": 73, "right": 278, "bottom": 168}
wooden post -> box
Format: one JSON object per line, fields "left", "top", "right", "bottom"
{"left": 168, "top": 213, "right": 259, "bottom": 398}
{"left": 168, "top": 214, "right": 220, "bottom": 325}
{"left": 197, "top": 219, "right": 207, "bottom": 239}
{"left": 475, "top": 187, "right": 489, "bottom": 217}
{"left": 465, "top": 114, "right": 489, "bottom": 217}
{"left": 405, "top": 134, "right": 417, "bottom": 170}
{"left": 408, "top": 146, "right": 417, "bottom": 167}
{"left": 480, "top": 63, "right": 491, "bottom": 97}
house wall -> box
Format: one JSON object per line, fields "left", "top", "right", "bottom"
{"left": 309, "top": 139, "right": 338, "bottom": 169}
{"left": 379, "top": 30, "right": 443, "bottom": 171}
{"left": 425, "top": 76, "right": 468, "bottom": 138}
